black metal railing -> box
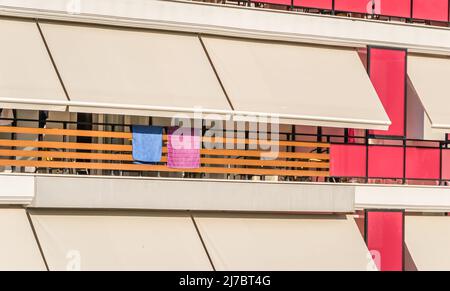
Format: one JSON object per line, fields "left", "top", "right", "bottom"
{"left": 193, "top": 0, "right": 450, "bottom": 27}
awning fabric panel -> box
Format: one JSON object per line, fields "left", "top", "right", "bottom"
{"left": 39, "top": 22, "right": 231, "bottom": 117}
{"left": 194, "top": 213, "right": 375, "bottom": 270}
{"left": 406, "top": 216, "right": 450, "bottom": 271}
{"left": 0, "top": 18, "right": 67, "bottom": 111}
{"left": 408, "top": 54, "right": 450, "bottom": 129}
{"left": 202, "top": 36, "right": 390, "bottom": 129}
{"left": 29, "top": 210, "right": 212, "bottom": 271}
{"left": 0, "top": 208, "right": 46, "bottom": 271}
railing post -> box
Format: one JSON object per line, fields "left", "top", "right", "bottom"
{"left": 402, "top": 137, "right": 406, "bottom": 185}
{"left": 440, "top": 141, "right": 443, "bottom": 186}
{"left": 11, "top": 109, "right": 17, "bottom": 173}
{"left": 365, "top": 129, "right": 369, "bottom": 184}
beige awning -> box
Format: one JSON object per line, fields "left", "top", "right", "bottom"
{"left": 0, "top": 208, "right": 46, "bottom": 271}
{"left": 201, "top": 36, "right": 390, "bottom": 130}
{"left": 194, "top": 213, "right": 376, "bottom": 270}
{"left": 406, "top": 215, "right": 450, "bottom": 271}
{"left": 38, "top": 22, "right": 232, "bottom": 118}
{"left": 408, "top": 54, "right": 450, "bottom": 130}
{"left": 0, "top": 18, "right": 67, "bottom": 111}
{"left": 29, "top": 210, "right": 212, "bottom": 271}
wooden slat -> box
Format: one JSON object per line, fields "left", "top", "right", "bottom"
{"left": 0, "top": 126, "right": 330, "bottom": 148}
{"left": 0, "top": 159, "right": 329, "bottom": 177}
{"left": 0, "top": 149, "right": 329, "bottom": 168}
{"left": 0, "top": 139, "right": 131, "bottom": 151}
{"left": 0, "top": 126, "right": 131, "bottom": 139}
{"left": 197, "top": 149, "right": 329, "bottom": 160}
{"left": 182, "top": 136, "right": 329, "bottom": 148}
{"left": 0, "top": 139, "right": 329, "bottom": 160}
{"left": 0, "top": 149, "right": 131, "bottom": 162}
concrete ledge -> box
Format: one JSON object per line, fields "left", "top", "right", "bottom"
{"left": 355, "top": 184, "right": 450, "bottom": 212}
{"left": 0, "top": 174, "right": 35, "bottom": 204}
{"left": 0, "top": 0, "right": 449, "bottom": 55}
{"left": 31, "top": 175, "right": 355, "bottom": 213}
{"left": 4, "top": 172, "right": 450, "bottom": 212}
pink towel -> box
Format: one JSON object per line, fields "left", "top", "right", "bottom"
{"left": 167, "top": 127, "right": 201, "bottom": 169}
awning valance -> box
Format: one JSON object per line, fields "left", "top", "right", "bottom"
{"left": 201, "top": 36, "right": 390, "bottom": 129}
{"left": 194, "top": 213, "right": 375, "bottom": 270}
{"left": 29, "top": 210, "right": 212, "bottom": 271}
{"left": 0, "top": 208, "right": 46, "bottom": 271}
{"left": 0, "top": 18, "right": 67, "bottom": 111}
{"left": 38, "top": 22, "right": 232, "bottom": 119}
{"left": 406, "top": 215, "right": 450, "bottom": 271}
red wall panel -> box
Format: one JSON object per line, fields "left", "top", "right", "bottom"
{"left": 366, "top": 211, "right": 404, "bottom": 271}
{"left": 376, "top": 0, "right": 411, "bottom": 18}
{"left": 442, "top": 149, "right": 450, "bottom": 180}
{"left": 334, "top": 0, "right": 372, "bottom": 13}
{"left": 406, "top": 147, "right": 440, "bottom": 180}
{"left": 369, "top": 48, "right": 406, "bottom": 137}
{"left": 330, "top": 144, "right": 366, "bottom": 177}
{"left": 368, "top": 146, "right": 404, "bottom": 178}
{"left": 412, "top": 0, "right": 449, "bottom": 22}
{"left": 294, "top": 0, "right": 333, "bottom": 9}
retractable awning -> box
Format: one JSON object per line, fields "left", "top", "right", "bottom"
{"left": 0, "top": 208, "right": 46, "bottom": 271}
{"left": 29, "top": 210, "right": 212, "bottom": 271}
{"left": 406, "top": 216, "right": 450, "bottom": 271}
{"left": 193, "top": 213, "right": 375, "bottom": 270}
{"left": 408, "top": 54, "right": 450, "bottom": 130}
{"left": 0, "top": 18, "right": 67, "bottom": 111}
{"left": 1, "top": 18, "right": 390, "bottom": 129}
{"left": 201, "top": 36, "right": 390, "bottom": 129}
{"left": 38, "top": 22, "right": 232, "bottom": 119}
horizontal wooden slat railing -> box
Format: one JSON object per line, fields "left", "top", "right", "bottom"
{"left": 0, "top": 126, "right": 330, "bottom": 177}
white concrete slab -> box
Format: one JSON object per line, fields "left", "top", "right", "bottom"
{"left": 0, "top": 0, "right": 449, "bottom": 55}
{"left": 355, "top": 184, "right": 450, "bottom": 212}
{"left": 31, "top": 175, "right": 355, "bottom": 213}
{"left": 0, "top": 174, "right": 35, "bottom": 204}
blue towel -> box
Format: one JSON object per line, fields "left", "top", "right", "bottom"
{"left": 132, "top": 125, "right": 163, "bottom": 163}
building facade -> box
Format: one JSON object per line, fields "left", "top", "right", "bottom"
{"left": 0, "top": 0, "right": 449, "bottom": 271}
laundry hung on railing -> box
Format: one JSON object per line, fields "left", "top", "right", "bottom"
{"left": 131, "top": 125, "right": 163, "bottom": 163}
{"left": 167, "top": 126, "right": 201, "bottom": 169}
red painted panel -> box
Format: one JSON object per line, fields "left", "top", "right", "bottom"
{"left": 406, "top": 147, "right": 440, "bottom": 179}
{"left": 366, "top": 211, "right": 404, "bottom": 271}
{"left": 330, "top": 144, "right": 366, "bottom": 177}
{"left": 368, "top": 146, "right": 404, "bottom": 178}
{"left": 442, "top": 150, "right": 450, "bottom": 180}
{"left": 253, "top": 0, "right": 292, "bottom": 5}
{"left": 348, "top": 128, "right": 356, "bottom": 143}
{"left": 376, "top": 0, "right": 411, "bottom": 18}
{"left": 294, "top": 0, "right": 333, "bottom": 9}
{"left": 413, "top": 0, "right": 449, "bottom": 22}
{"left": 334, "top": 0, "right": 372, "bottom": 14}
{"left": 369, "top": 48, "right": 406, "bottom": 137}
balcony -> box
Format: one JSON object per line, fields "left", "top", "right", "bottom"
{"left": 1, "top": 110, "right": 450, "bottom": 214}
{"left": 0, "top": 110, "right": 448, "bottom": 186}
{"left": 0, "top": 112, "right": 330, "bottom": 181}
